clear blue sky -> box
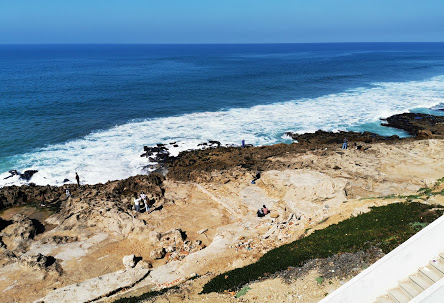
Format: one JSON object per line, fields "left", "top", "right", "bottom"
{"left": 1, "top": 0, "right": 443, "bottom": 44}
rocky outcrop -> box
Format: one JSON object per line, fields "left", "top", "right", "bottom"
{"left": 285, "top": 130, "right": 400, "bottom": 145}
{"left": 382, "top": 113, "right": 444, "bottom": 137}
{"left": 18, "top": 253, "right": 62, "bottom": 276}
{"left": 0, "top": 184, "right": 65, "bottom": 210}
{"left": 34, "top": 267, "right": 150, "bottom": 303}
{"left": 41, "top": 235, "right": 78, "bottom": 245}
{"left": 3, "top": 169, "right": 39, "bottom": 181}
{"left": 122, "top": 254, "right": 136, "bottom": 269}
{"left": 148, "top": 228, "right": 206, "bottom": 262}
{"left": 0, "top": 214, "right": 38, "bottom": 252}
{"left": 44, "top": 174, "right": 166, "bottom": 238}
{"left": 150, "top": 247, "right": 166, "bottom": 260}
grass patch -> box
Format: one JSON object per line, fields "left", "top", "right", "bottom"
{"left": 235, "top": 286, "right": 251, "bottom": 298}
{"left": 201, "top": 202, "right": 443, "bottom": 294}
{"left": 410, "top": 222, "right": 428, "bottom": 232}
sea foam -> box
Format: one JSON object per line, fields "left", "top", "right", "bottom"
{"left": 1, "top": 75, "right": 443, "bottom": 187}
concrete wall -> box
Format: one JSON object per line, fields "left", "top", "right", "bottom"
{"left": 319, "top": 214, "right": 444, "bottom": 303}
{"left": 410, "top": 278, "right": 444, "bottom": 303}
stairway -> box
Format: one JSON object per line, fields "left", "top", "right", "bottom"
{"left": 375, "top": 253, "right": 444, "bottom": 303}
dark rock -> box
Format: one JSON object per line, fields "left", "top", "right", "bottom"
{"left": 382, "top": 113, "right": 444, "bottom": 137}
{"left": 140, "top": 145, "right": 170, "bottom": 160}
{"left": 285, "top": 130, "right": 399, "bottom": 145}
{"left": 20, "top": 170, "right": 38, "bottom": 181}
{"left": 208, "top": 141, "right": 221, "bottom": 147}
{"left": 4, "top": 170, "right": 19, "bottom": 180}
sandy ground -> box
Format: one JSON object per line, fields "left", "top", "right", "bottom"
{"left": 0, "top": 139, "right": 443, "bottom": 303}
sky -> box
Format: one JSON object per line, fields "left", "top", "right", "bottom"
{"left": 0, "top": 0, "right": 443, "bottom": 44}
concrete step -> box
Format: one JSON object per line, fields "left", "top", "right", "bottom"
{"left": 430, "top": 257, "right": 444, "bottom": 274}
{"left": 388, "top": 287, "right": 412, "bottom": 303}
{"left": 376, "top": 294, "right": 398, "bottom": 303}
{"left": 439, "top": 252, "right": 444, "bottom": 260}
{"left": 419, "top": 264, "right": 444, "bottom": 282}
{"left": 399, "top": 278, "right": 423, "bottom": 297}
{"left": 409, "top": 271, "right": 434, "bottom": 290}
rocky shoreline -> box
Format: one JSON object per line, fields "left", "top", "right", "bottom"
{"left": 0, "top": 112, "right": 443, "bottom": 303}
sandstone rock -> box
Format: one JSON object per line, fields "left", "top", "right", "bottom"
{"left": 166, "top": 245, "right": 176, "bottom": 253}
{"left": 122, "top": 254, "right": 136, "bottom": 269}
{"left": 150, "top": 247, "right": 166, "bottom": 259}
{"left": 417, "top": 129, "right": 433, "bottom": 138}
{"left": 149, "top": 231, "right": 162, "bottom": 243}
{"left": 19, "top": 253, "right": 62, "bottom": 275}
{"left": 0, "top": 249, "right": 17, "bottom": 266}
{"left": 41, "top": 235, "right": 78, "bottom": 244}
{"left": 0, "top": 214, "right": 38, "bottom": 251}
{"left": 34, "top": 267, "right": 149, "bottom": 303}
{"left": 136, "top": 260, "right": 153, "bottom": 269}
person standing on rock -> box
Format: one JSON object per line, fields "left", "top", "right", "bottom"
{"left": 342, "top": 138, "right": 348, "bottom": 150}
{"left": 133, "top": 194, "right": 141, "bottom": 212}
{"left": 75, "top": 172, "right": 80, "bottom": 187}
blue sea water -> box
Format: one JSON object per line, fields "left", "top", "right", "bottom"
{"left": 1, "top": 43, "right": 444, "bottom": 186}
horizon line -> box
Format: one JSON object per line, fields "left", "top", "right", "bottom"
{"left": 1, "top": 41, "right": 444, "bottom": 46}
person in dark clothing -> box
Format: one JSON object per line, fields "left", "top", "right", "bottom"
{"left": 251, "top": 171, "right": 261, "bottom": 184}
{"left": 75, "top": 172, "right": 80, "bottom": 186}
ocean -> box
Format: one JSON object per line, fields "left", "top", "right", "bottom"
{"left": 1, "top": 43, "right": 444, "bottom": 186}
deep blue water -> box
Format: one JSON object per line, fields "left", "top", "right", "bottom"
{"left": 1, "top": 43, "right": 444, "bottom": 185}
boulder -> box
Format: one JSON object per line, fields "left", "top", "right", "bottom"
{"left": 150, "top": 247, "right": 166, "bottom": 260}
{"left": 20, "top": 170, "right": 38, "bottom": 181}
{"left": 18, "top": 253, "right": 62, "bottom": 275}
{"left": 122, "top": 254, "right": 136, "bottom": 269}
{"left": 136, "top": 260, "right": 153, "bottom": 269}
{"left": 417, "top": 129, "right": 433, "bottom": 138}
{"left": 0, "top": 214, "right": 38, "bottom": 251}
{"left": 0, "top": 249, "right": 17, "bottom": 266}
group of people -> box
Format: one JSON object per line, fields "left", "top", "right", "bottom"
{"left": 133, "top": 192, "right": 151, "bottom": 213}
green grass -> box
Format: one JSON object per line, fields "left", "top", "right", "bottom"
{"left": 201, "top": 202, "right": 443, "bottom": 294}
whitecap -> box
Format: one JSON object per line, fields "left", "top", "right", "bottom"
{"left": 1, "top": 75, "right": 443, "bottom": 187}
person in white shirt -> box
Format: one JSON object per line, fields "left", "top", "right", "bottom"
{"left": 140, "top": 192, "right": 149, "bottom": 213}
